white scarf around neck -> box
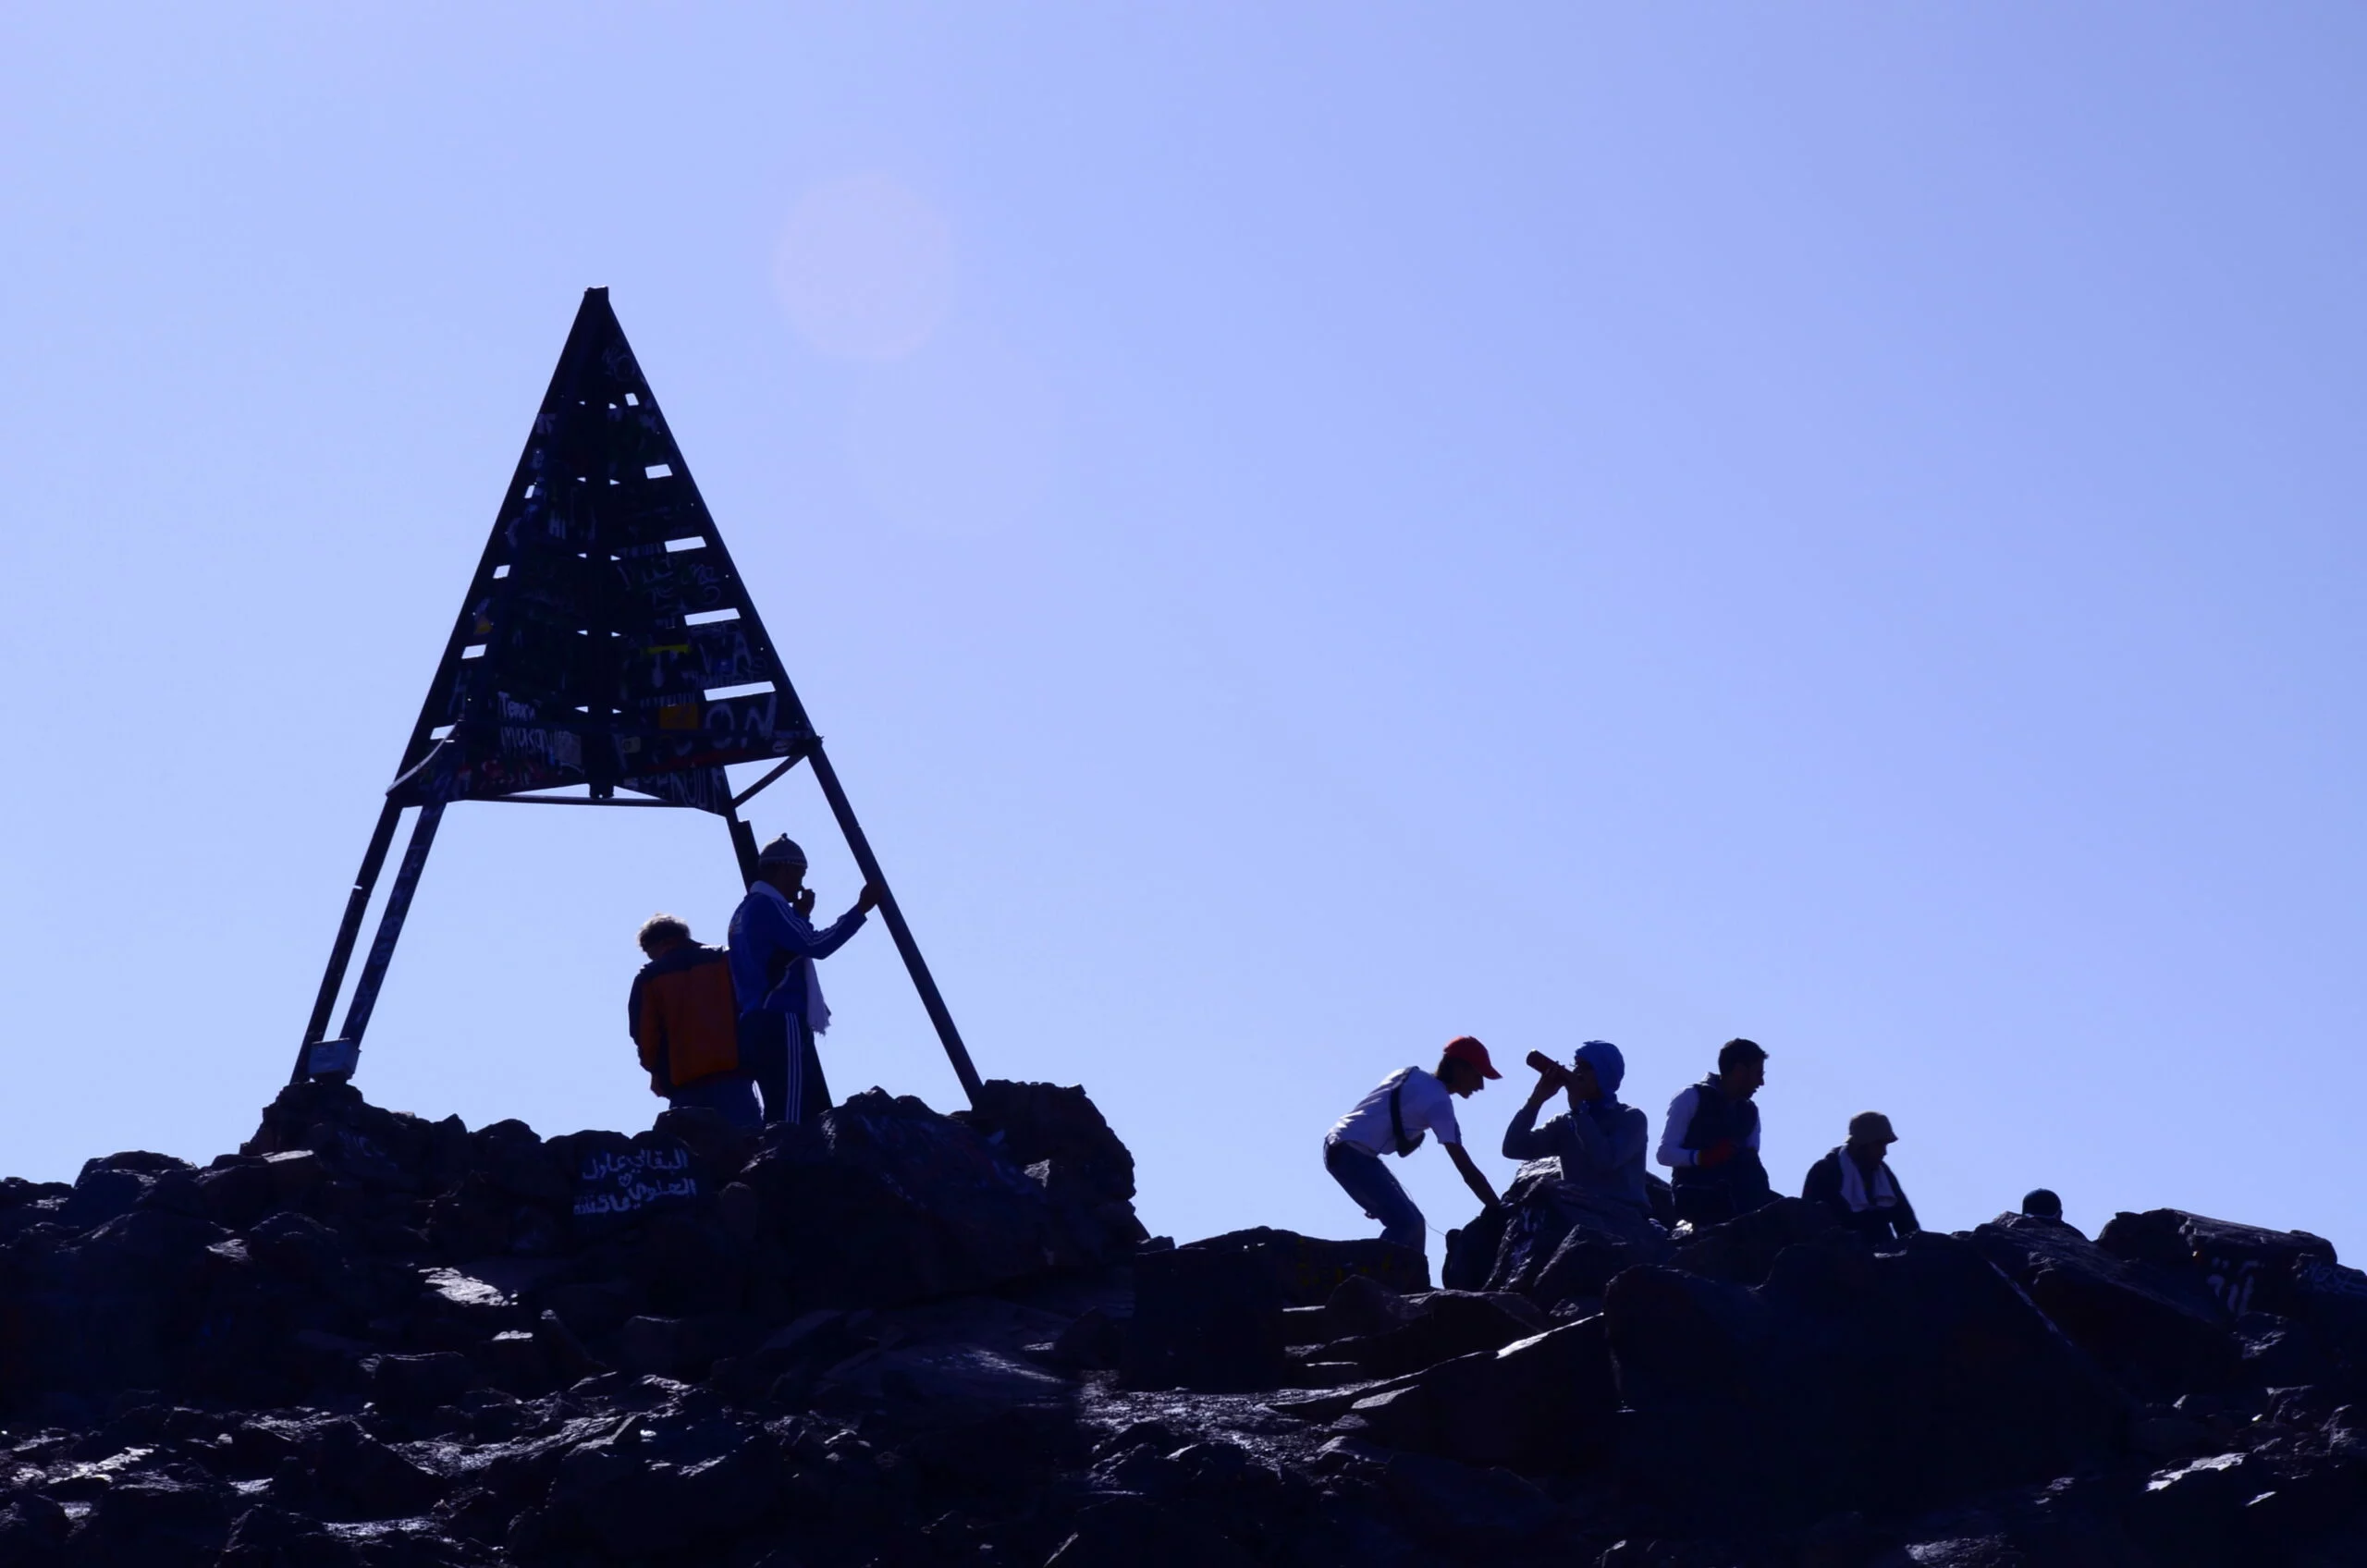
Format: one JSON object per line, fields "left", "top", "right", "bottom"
{"left": 1837, "top": 1150, "right": 1897, "bottom": 1213}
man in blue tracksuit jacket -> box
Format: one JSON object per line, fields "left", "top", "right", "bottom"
{"left": 727, "top": 835, "right": 879, "bottom": 1126}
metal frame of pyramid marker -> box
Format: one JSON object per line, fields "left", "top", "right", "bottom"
{"left": 292, "top": 288, "right": 981, "bottom": 1105}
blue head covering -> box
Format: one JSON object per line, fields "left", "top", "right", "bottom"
{"left": 1573, "top": 1039, "right": 1625, "bottom": 1102}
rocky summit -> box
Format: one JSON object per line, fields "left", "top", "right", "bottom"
{"left": 2, "top": 1085, "right": 2366, "bottom": 1566}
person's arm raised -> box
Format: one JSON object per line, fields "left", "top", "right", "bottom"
{"left": 780, "top": 888, "right": 880, "bottom": 962}
{"left": 1500, "top": 1099, "right": 1552, "bottom": 1162}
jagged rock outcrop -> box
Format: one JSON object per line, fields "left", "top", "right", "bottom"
{"left": 4, "top": 1081, "right": 2367, "bottom": 1565}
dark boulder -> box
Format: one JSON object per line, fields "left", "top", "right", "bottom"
{"left": 2290, "top": 1256, "right": 2367, "bottom": 1372}
{"left": 650, "top": 1105, "right": 755, "bottom": 1191}
{"left": 558, "top": 1127, "right": 704, "bottom": 1244}
{"left": 1345, "top": 1316, "right": 1618, "bottom": 1473}
{"left": 1125, "top": 1240, "right": 1289, "bottom": 1391}
{"left": 1125, "top": 1227, "right": 1429, "bottom": 1391}
{"left": 1971, "top": 1211, "right": 2241, "bottom": 1396}
{"left": 734, "top": 1089, "right": 1076, "bottom": 1308}
{"left": 80, "top": 1150, "right": 194, "bottom": 1178}
{"left": 0, "top": 1207, "right": 230, "bottom": 1406}
{"left": 1318, "top": 1271, "right": 1418, "bottom": 1340}
{"left": 1462, "top": 1172, "right": 1673, "bottom": 1316}
{"left": 956, "top": 1079, "right": 1135, "bottom": 1203}
{"left": 1045, "top": 1495, "right": 1261, "bottom": 1568}
{"left": 1047, "top": 1305, "right": 1125, "bottom": 1371}
{"left": 1314, "top": 1289, "right": 1546, "bottom": 1378}
{"left": 0, "top": 1492, "right": 70, "bottom": 1565}
{"left": 0, "top": 1178, "right": 73, "bottom": 1244}
{"left": 1381, "top": 1450, "right": 1560, "bottom": 1553}
{"left": 2099, "top": 1208, "right": 2338, "bottom": 1317}
{"left": 217, "top": 1503, "right": 336, "bottom": 1567}
{"left": 243, "top": 1080, "right": 442, "bottom": 1193}
{"left": 69, "top": 1476, "right": 231, "bottom": 1568}
{"left": 192, "top": 1160, "right": 281, "bottom": 1230}
{"left": 1171, "top": 1226, "right": 1429, "bottom": 1306}
{"left": 542, "top": 1420, "right": 780, "bottom": 1557}
{"left": 1527, "top": 1221, "right": 1659, "bottom": 1316}
{"left": 1478, "top": 1171, "right": 1581, "bottom": 1296}
{"left": 1609, "top": 1231, "right": 2127, "bottom": 1525}
{"left": 1668, "top": 1194, "right": 1836, "bottom": 1286}
{"left": 301, "top": 1416, "right": 446, "bottom": 1518}
{"left": 2128, "top": 1452, "right": 2261, "bottom": 1567}
{"left": 1441, "top": 1203, "right": 1507, "bottom": 1292}
{"left": 2236, "top": 1310, "right": 2336, "bottom": 1388}
{"left": 2092, "top": 1208, "right": 2367, "bottom": 1378}
{"left": 62, "top": 1157, "right": 175, "bottom": 1230}
{"left": 362, "top": 1350, "right": 480, "bottom": 1415}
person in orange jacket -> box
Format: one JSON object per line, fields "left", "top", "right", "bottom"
{"left": 628, "top": 913, "right": 756, "bottom": 1130}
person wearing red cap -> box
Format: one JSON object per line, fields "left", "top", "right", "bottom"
{"left": 1323, "top": 1035, "right": 1503, "bottom": 1256}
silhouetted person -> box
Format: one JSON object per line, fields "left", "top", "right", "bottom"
{"left": 2016, "top": 1187, "right": 2084, "bottom": 1235}
{"left": 1803, "top": 1111, "right": 1919, "bottom": 1244}
{"left": 628, "top": 914, "right": 758, "bottom": 1131}
{"left": 1502, "top": 1040, "right": 1650, "bottom": 1212}
{"left": 1658, "top": 1037, "right": 1773, "bottom": 1227}
{"left": 728, "top": 836, "right": 880, "bottom": 1126}
{"left": 1326, "top": 1036, "right": 1504, "bottom": 1255}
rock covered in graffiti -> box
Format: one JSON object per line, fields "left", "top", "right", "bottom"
{"left": 6, "top": 1080, "right": 2367, "bottom": 1565}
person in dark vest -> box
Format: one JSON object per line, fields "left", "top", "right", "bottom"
{"left": 1656, "top": 1037, "right": 1772, "bottom": 1227}
{"left": 727, "top": 835, "right": 880, "bottom": 1126}
{"left": 628, "top": 914, "right": 758, "bottom": 1130}
{"left": 1324, "top": 1036, "right": 1503, "bottom": 1255}
{"left": 1802, "top": 1110, "right": 1919, "bottom": 1245}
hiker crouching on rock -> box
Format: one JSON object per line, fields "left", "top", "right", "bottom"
{"left": 1657, "top": 1037, "right": 1773, "bottom": 1228}
{"left": 1502, "top": 1040, "right": 1650, "bottom": 1213}
{"left": 629, "top": 914, "right": 759, "bottom": 1131}
{"left": 1324, "top": 1036, "right": 1503, "bottom": 1256}
{"left": 727, "top": 835, "right": 881, "bottom": 1127}
{"left": 1802, "top": 1111, "right": 1919, "bottom": 1245}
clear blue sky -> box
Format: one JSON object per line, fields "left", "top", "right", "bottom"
{"left": 1, "top": 6, "right": 2360, "bottom": 1264}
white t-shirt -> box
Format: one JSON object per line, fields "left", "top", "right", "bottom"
{"left": 1329, "top": 1067, "right": 1462, "bottom": 1156}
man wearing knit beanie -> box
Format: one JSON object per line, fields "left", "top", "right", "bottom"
{"left": 727, "top": 834, "right": 880, "bottom": 1126}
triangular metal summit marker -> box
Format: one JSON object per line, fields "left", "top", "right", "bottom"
{"left": 294, "top": 288, "right": 982, "bottom": 1103}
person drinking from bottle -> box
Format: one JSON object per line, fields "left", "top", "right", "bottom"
{"left": 1657, "top": 1037, "right": 1773, "bottom": 1228}
{"left": 1502, "top": 1040, "right": 1650, "bottom": 1212}
{"left": 1323, "top": 1036, "right": 1503, "bottom": 1258}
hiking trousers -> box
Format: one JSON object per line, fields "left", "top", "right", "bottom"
{"left": 738, "top": 1010, "right": 832, "bottom": 1127}
{"left": 1324, "top": 1136, "right": 1424, "bottom": 1253}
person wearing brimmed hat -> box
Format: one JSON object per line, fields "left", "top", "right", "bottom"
{"left": 1802, "top": 1110, "right": 1919, "bottom": 1245}
{"left": 726, "top": 834, "right": 881, "bottom": 1126}
{"left": 1323, "top": 1036, "right": 1503, "bottom": 1256}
